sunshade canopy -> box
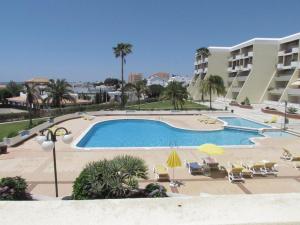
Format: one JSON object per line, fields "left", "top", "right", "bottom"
{"left": 198, "top": 144, "right": 224, "bottom": 156}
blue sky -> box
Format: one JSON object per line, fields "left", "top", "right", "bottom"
{"left": 1, "top": 0, "right": 300, "bottom": 82}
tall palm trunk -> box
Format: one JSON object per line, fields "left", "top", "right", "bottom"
{"left": 138, "top": 96, "right": 140, "bottom": 110}
{"left": 209, "top": 84, "right": 212, "bottom": 110}
{"left": 121, "top": 54, "right": 124, "bottom": 109}
{"left": 28, "top": 103, "right": 33, "bottom": 126}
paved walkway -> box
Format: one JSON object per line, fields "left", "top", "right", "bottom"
{"left": 1, "top": 194, "right": 300, "bottom": 225}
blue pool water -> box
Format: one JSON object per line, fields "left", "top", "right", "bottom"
{"left": 263, "top": 131, "right": 296, "bottom": 138}
{"left": 76, "top": 119, "right": 263, "bottom": 148}
{"left": 219, "top": 117, "right": 270, "bottom": 129}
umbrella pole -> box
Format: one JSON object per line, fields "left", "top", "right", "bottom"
{"left": 173, "top": 168, "right": 175, "bottom": 181}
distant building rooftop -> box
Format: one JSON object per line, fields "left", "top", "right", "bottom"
{"left": 25, "top": 77, "right": 49, "bottom": 84}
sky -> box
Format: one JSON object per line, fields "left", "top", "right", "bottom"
{"left": 0, "top": 0, "right": 300, "bottom": 82}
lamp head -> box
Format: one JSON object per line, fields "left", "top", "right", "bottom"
{"left": 41, "top": 140, "right": 54, "bottom": 151}
{"left": 36, "top": 135, "right": 47, "bottom": 145}
{"left": 62, "top": 133, "right": 73, "bottom": 144}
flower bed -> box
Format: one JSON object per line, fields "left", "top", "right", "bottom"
{"left": 261, "top": 108, "right": 300, "bottom": 119}
{"left": 229, "top": 102, "right": 253, "bottom": 109}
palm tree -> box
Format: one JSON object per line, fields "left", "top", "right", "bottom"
{"left": 125, "top": 81, "right": 147, "bottom": 110}
{"left": 24, "top": 84, "right": 40, "bottom": 126}
{"left": 45, "top": 79, "right": 75, "bottom": 108}
{"left": 113, "top": 43, "right": 133, "bottom": 108}
{"left": 196, "top": 47, "right": 210, "bottom": 58}
{"left": 164, "top": 81, "right": 188, "bottom": 110}
{"left": 200, "top": 75, "right": 226, "bottom": 110}
{"left": 196, "top": 47, "right": 210, "bottom": 101}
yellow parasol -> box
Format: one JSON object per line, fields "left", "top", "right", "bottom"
{"left": 197, "top": 143, "right": 224, "bottom": 156}
{"left": 166, "top": 150, "right": 182, "bottom": 181}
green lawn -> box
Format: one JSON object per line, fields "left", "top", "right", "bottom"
{"left": 0, "top": 118, "right": 46, "bottom": 142}
{"left": 127, "top": 100, "right": 208, "bottom": 110}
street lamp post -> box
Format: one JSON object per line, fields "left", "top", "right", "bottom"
{"left": 284, "top": 100, "right": 288, "bottom": 130}
{"left": 36, "top": 127, "right": 73, "bottom": 197}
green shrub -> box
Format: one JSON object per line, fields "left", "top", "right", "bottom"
{"left": 244, "top": 97, "right": 250, "bottom": 105}
{"left": 0, "top": 176, "right": 32, "bottom": 200}
{"left": 145, "top": 183, "right": 167, "bottom": 198}
{"left": 72, "top": 156, "right": 148, "bottom": 200}
{"left": 288, "top": 107, "right": 298, "bottom": 114}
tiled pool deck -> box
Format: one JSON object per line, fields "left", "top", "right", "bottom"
{"left": 1, "top": 114, "right": 300, "bottom": 197}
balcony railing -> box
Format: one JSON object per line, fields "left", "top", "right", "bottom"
{"left": 235, "top": 55, "right": 241, "bottom": 60}
{"left": 287, "top": 88, "right": 300, "bottom": 96}
{"left": 242, "top": 51, "right": 253, "bottom": 58}
{"left": 278, "top": 47, "right": 299, "bottom": 56}
{"left": 231, "top": 86, "right": 241, "bottom": 92}
{"left": 237, "top": 76, "right": 248, "bottom": 81}
{"left": 241, "top": 64, "right": 252, "bottom": 71}
{"left": 278, "top": 61, "right": 300, "bottom": 70}
{"left": 268, "top": 88, "right": 285, "bottom": 95}
{"left": 274, "top": 75, "right": 292, "bottom": 82}
{"left": 291, "top": 61, "right": 300, "bottom": 69}
{"left": 228, "top": 76, "right": 235, "bottom": 82}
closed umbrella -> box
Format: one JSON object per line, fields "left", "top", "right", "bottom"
{"left": 166, "top": 150, "right": 182, "bottom": 185}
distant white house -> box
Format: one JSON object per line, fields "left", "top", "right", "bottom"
{"left": 168, "top": 74, "right": 192, "bottom": 86}
{"left": 147, "top": 74, "right": 169, "bottom": 87}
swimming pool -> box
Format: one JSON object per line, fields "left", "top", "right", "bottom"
{"left": 76, "top": 119, "right": 263, "bottom": 148}
{"left": 219, "top": 117, "right": 270, "bottom": 129}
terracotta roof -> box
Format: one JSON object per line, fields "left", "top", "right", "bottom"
{"left": 150, "top": 72, "right": 170, "bottom": 81}
{"left": 25, "top": 77, "right": 49, "bottom": 84}
{"left": 6, "top": 96, "right": 91, "bottom": 105}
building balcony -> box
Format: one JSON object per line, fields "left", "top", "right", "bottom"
{"left": 199, "top": 68, "right": 204, "bottom": 73}
{"left": 287, "top": 88, "right": 300, "bottom": 96}
{"left": 278, "top": 47, "right": 299, "bottom": 56}
{"left": 268, "top": 88, "right": 285, "bottom": 95}
{"left": 194, "top": 61, "right": 198, "bottom": 66}
{"left": 204, "top": 68, "right": 208, "bottom": 73}
{"left": 227, "top": 67, "right": 233, "bottom": 72}
{"left": 241, "top": 64, "right": 252, "bottom": 71}
{"left": 242, "top": 51, "right": 253, "bottom": 58}
{"left": 231, "top": 86, "right": 241, "bottom": 93}
{"left": 292, "top": 47, "right": 299, "bottom": 54}
{"left": 274, "top": 75, "right": 292, "bottom": 82}
{"left": 291, "top": 61, "right": 300, "bottom": 69}
{"left": 278, "top": 51, "right": 285, "bottom": 57}
{"left": 228, "top": 57, "right": 233, "bottom": 61}
{"left": 194, "top": 70, "right": 199, "bottom": 74}
{"left": 235, "top": 55, "right": 241, "bottom": 60}
{"left": 204, "top": 57, "right": 208, "bottom": 63}
{"left": 237, "top": 76, "right": 248, "bottom": 81}
{"left": 278, "top": 61, "right": 300, "bottom": 70}
{"left": 228, "top": 76, "right": 236, "bottom": 82}
{"left": 277, "top": 64, "right": 291, "bottom": 70}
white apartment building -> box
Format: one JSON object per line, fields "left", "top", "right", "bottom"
{"left": 189, "top": 32, "right": 300, "bottom": 104}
